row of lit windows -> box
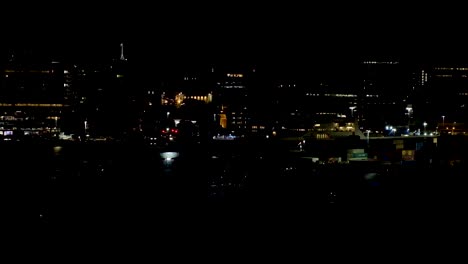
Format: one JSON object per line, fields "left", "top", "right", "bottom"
{"left": 183, "top": 77, "right": 197, "bottom": 81}
{"left": 305, "top": 93, "right": 376, "bottom": 98}
{"left": 316, "top": 134, "right": 329, "bottom": 139}
{"left": 434, "top": 73, "right": 468, "bottom": 78}
{"left": 251, "top": 126, "right": 266, "bottom": 129}
{"left": 0, "top": 116, "right": 15, "bottom": 120}
{"left": 459, "top": 93, "right": 468, "bottom": 96}
{"left": 187, "top": 96, "right": 208, "bottom": 101}
{"left": 279, "top": 84, "right": 296, "bottom": 88}
{"left": 420, "top": 70, "right": 428, "bottom": 85}
{"left": 435, "top": 67, "right": 468, "bottom": 71}
{"left": 4, "top": 69, "right": 52, "bottom": 74}
{"left": 317, "top": 112, "right": 338, "bottom": 115}
{"left": 223, "top": 85, "right": 245, "bottom": 89}
{"left": 324, "top": 94, "right": 358, "bottom": 97}
{"left": 363, "top": 61, "right": 399, "bottom": 65}
{"left": 0, "top": 103, "right": 64, "bottom": 107}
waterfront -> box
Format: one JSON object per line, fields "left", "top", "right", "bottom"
{"left": 21, "top": 136, "right": 467, "bottom": 227}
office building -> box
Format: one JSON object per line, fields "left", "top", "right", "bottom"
{"left": 0, "top": 51, "right": 64, "bottom": 138}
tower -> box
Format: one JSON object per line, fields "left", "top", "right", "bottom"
{"left": 120, "top": 43, "right": 126, "bottom": 61}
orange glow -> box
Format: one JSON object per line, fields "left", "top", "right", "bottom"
{"left": 219, "top": 114, "right": 227, "bottom": 129}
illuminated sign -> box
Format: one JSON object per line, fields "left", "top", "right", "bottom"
{"left": 227, "top": 73, "right": 243, "bottom": 78}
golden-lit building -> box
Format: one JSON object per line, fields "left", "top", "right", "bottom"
{"left": 161, "top": 92, "right": 213, "bottom": 108}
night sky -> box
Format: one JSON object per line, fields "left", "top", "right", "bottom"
{"left": 3, "top": 3, "right": 468, "bottom": 68}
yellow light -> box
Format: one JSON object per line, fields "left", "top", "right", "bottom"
{"left": 227, "top": 73, "right": 243, "bottom": 78}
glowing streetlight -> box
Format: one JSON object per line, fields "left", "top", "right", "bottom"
{"left": 423, "top": 122, "right": 427, "bottom": 134}
{"left": 406, "top": 105, "right": 413, "bottom": 129}
{"left": 442, "top": 116, "right": 445, "bottom": 128}
{"left": 349, "top": 106, "right": 356, "bottom": 118}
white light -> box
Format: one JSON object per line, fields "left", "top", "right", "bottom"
{"left": 160, "top": 152, "right": 179, "bottom": 159}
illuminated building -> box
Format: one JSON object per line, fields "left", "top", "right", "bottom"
{"left": 216, "top": 71, "right": 250, "bottom": 135}
{"left": 304, "top": 81, "right": 358, "bottom": 125}
{"left": 60, "top": 43, "right": 143, "bottom": 138}
{"left": 413, "top": 65, "right": 468, "bottom": 124}
{"left": 0, "top": 53, "right": 64, "bottom": 137}
{"left": 174, "top": 92, "right": 213, "bottom": 107}
{"left": 359, "top": 59, "right": 409, "bottom": 130}
{"left": 161, "top": 66, "right": 255, "bottom": 137}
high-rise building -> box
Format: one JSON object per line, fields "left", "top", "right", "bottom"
{"left": 359, "top": 60, "right": 409, "bottom": 131}
{"left": 0, "top": 52, "right": 64, "bottom": 138}
{"left": 61, "top": 43, "right": 142, "bottom": 138}
{"left": 215, "top": 70, "right": 250, "bottom": 136}
{"left": 413, "top": 65, "right": 468, "bottom": 126}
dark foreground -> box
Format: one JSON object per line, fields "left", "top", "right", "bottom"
{"left": 3, "top": 139, "right": 467, "bottom": 242}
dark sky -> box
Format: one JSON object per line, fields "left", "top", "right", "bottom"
{"left": 3, "top": 2, "right": 468, "bottom": 68}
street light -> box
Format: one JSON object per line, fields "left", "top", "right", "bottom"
{"left": 442, "top": 115, "right": 445, "bottom": 128}
{"left": 349, "top": 106, "right": 356, "bottom": 118}
{"left": 423, "top": 122, "right": 427, "bottom": 134}
{"left": 406, "top": 105, "right": 413, "bottom": 129}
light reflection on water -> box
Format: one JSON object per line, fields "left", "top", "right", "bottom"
{"left": 38, "top": 142, "right": 468, "bottom": 225}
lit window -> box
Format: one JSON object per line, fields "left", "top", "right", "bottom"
{"left": 227, "top": 73, "right": 243, "bottom": 78}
